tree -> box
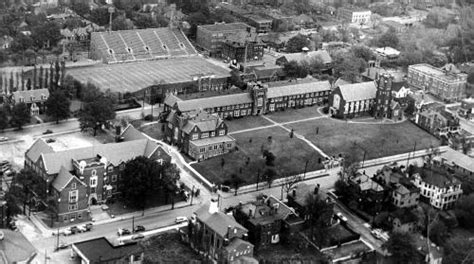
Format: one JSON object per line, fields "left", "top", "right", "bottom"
{"left": 455, "top": 193, "right": 474, "bottom": 229}
{"left": 264, "top": 168, "right": 276, "bottom": 188}
{"left": 283, "top": 60, "right": 307, "bottom": 79}
{"left": 377, "top": 27, "right": 399, "bottom": 48}
{"left": 31, "top": 21, "right": 62, "bottom": 50}
{"left": 119, "top": 157, "right": 177, "bottom": 209}
{"left": 428, "top": 219, "right": 447, "bottom": 246}
{"left": 112, "top": 16, "right": 134, "bottom": 31}
{"left": 383, "top": 232, "right": 421, "bottom": 264}
{"left": 229, "top": 68, "right": 245, "bottom": 89}
{"left": 45, "top": 90, "right": 70, "bottom": 124}
{"left": 305, "top": 191, "right": 333, "bottom": 246}
{"left": 0, "top": 107, "right": 8, "bottom": 131}
{"left": 443, "top": 237, "right": 474, "bottom": 264}
{"left": 286, "top": 34, "right": 311, "bottom": 53}
{"left": 10, "top": 103, "right": 30, "bottom": 130}
{"left": 351, "top": 45, "right": 375, "bottom": 62}
{"left": 71, "top": 1, "right": 90, "bottom": 17}
{"left": 282, "top": 174, "right": 302, "bottom": 197}
{"left": 332, "top": 52, "right": 368, "bottom": 83}
{"left": 263, "top": 150, "right": 275, "bottom": 166}
{"left": 230, "top": 174, "right": 245, "bottom": 195}
{"left": 134, "top": 14, "right": 158, "bottom": 29}
{"left": 90, "top": 8, "right": 114, "bottom": 26}
{"left": 78, "top": 89, "right": 116, "bottom": 136}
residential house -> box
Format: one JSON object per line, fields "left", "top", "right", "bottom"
{"left": 458, "top": 97, "right": 474, "bottom": 120}
{"left": 349, "top": 173, "right": 385, "bottom": 214}
{"left": 392, "top": 84, "right": 412, "bottom": 99}
{"left": 164, "top": 110, "right": 235, "bottom": 161}
{"left": 407, "top": 63, "right": 467, "bottom": 102}
{"left": 24, "top": 125, "right": 171, "bottom": 223}
{"left": 293, "top": 14, "right": 314, "bottom": 29}
{"left": 337, "top": 7, "right": 372, "bottom": 24}
{"left": 437, "top": 148, "right": 474, "bottom": 178}
{"left": 234, "top": 195, "right": 303, "bottom": 248}
{"left": 389, "top": 208, "right": 418, "bottom": 233}
{"left": 11, "top": 88, "right": 50, "bottom": 116}
{"left": 0, "top": 229, "right": 38, "bottom": 263}
{"left": 391, "top": 183, "right": 420, "bottom": 208}
{"left": 374, "top": 47, "right": 400, "bottom": 63}
{"left": 247, "top": 65, "right": 284, "bottom": 83}
{"left": 286, "top": 183, "right": 334, "bottom": 226}
{"left": 164, "top": 78, "right": 331, "bottom": 118}
{"left": 411, "top": 167, "right": 463, "bottom": 210}
{"left": 196, "top": 23, "right": 256, "bottom": 57}
{"left": 0, "top": 36, "right": 13, "bottom": 50}
{"left": 188, "top": 199, "right": 258, "bottom": 264}
{"left": 221, "top": 40, "right": 265, "bottom": 63}
{"left": 413, "top": 235, "right": 444, "bottom": 264}
{"left": 72, "top": 237, "right": 144, "bottom": 264}
{"left": 414, "top": 108, "right": 460, "bottom": 138}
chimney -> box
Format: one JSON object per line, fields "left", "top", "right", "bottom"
{"left": 248, "top": 209, "right": 252, "bottom": 217}
{"left": 292, "top": 189, "right": 296, "bottom": 197}
{"left": 227, "top": 225, "right": 233, "bottom": 238}
{"left": 209, "top": 198, "right": 219, "bottom": 214}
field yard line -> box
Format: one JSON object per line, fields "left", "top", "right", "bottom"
{"left": 261, "top": 115, "right": 329, "bottom": 158}
{"left": 228, "top": 124, "right": 278, "bottom": 135}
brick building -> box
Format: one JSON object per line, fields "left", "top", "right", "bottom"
{"left": 165, "top": 110, "right": 236, "bottom": 161}
{"left": 24, "top": 125, "right": 171, "bottom": 223}
{"left": 414, "top": 108, "right": 460, "bottom": 138}
{"left": 221, "top": 40, "right": 265, "bottom": 63}
{"left": 196, "top": 23, "right": 256, "bottom": 57}
{"left": 164, "top": 79, "right": 331, "bottom": 118}
{"left": 407, "top": 64, "right": 467, "bottom": 102}
{"left": 286, "top": 183, "right": 334, "bottom": 226}
{"left": 337, "top": 7, "right": 372, "bottom": 24}
{"left": 329, "top": 81, "right": 377, "bottom": 118}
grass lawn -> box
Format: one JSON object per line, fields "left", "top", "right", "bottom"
{"left": 256, "top": 241, "right": 327, "bottom": 262}
{"left": 140, "top": 232, "right": 204, "bottom": 263}
{"left": 287, "top": 119, "right": 441, "bottom": 160}
{"left": 107, "top": 191, "right": 184, "bottom": 216}
{"left": 226, "top": 116, "right": 272, "bottom": 133}
{"left": 266, "top": 105, "right": 322, "bottom": 123}
{"left": 191, "top": 126, "right": 325, "bottom": 185}
{"left": 139, "top": 122, "right": 165, "bottom": 140}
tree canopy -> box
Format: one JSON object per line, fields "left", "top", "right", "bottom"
{"left": 332, "top": 51, "right": 368, "bottom": 83}
{"left": 383, "top": 232, "right": 421, "bottom": 264}
{"left": 377, "top": 27, "right": 399, "bottom": 49}
{"left": 455, "top": 193, "right": 474, "bottom": 229}
{"left": 46, "top": 90, "right": 70, "bottom": 124}
{"left": 0, "top": 107, "right": 8, "bottom": 131}
{"left": 78, "top": 84, "right": 116, "bottom": 136}
{"left": 10, "top": 102, "right": 30, "bottom": 129}
{"left": 286, "top": 34, "right": 311, "bottom": 53}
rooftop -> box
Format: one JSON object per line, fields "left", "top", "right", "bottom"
{"left": 195, "top": 202, "right": 247, "bottom": 238}
{"left": 0, "top": 229, "right": 37, "bottom": 263}
{"left": 338, "top": 81, "right": 377, "bottom": 102}
{"left": 73, "top": 237, "right": 141, "bottom": 263}
{"left": 278, "top": 50, "right": 332, "bottom": 65}
{"left": 413, "top": 166, "right": 461, "bottom": 188}
{"left": 391, "top": 208, "right": 418, "bottom": 224}
{"left": 198, "top": 22, "right": 252, "bottom": 32}
{"left": 439, "top": 148, "right": 474, "bottom": 173}
{"left": 409, "top": 63, "right": 467, "bottom": 82}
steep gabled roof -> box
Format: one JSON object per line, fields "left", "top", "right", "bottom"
{"left": 267, "top": 80, "right": 331, "bottom": 98}
{"left": 12, "top": 88, "right": 50, "bottom": 104}
{"left": 25, "top": 139, "right": 54, "bottom": 163}
{"left": 120, "top": 124, "right": 146, "bottom": 141}
{"left": 195, "top": 203, "right": 247, "bottom": 238}
{"left": 338, "top": 81, "right": 377, "bottom": 102}
{"left": 176, "top": 93, "right": 253, "bottom": 112}
{"left": 52, "top": 167, "right": 85, "bottom": 192}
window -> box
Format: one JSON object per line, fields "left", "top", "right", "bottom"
{"left": 108, "top": 166, "right": 113, "bottom": 173}
{"left": 111, "top": 175, "right": 117, "bottom": 182}
{"left": 200, "top": 148, "right": 205, "bottom": 153}
{"left": 71, "top": 183, "right": 76, "bottom": 190}
{"left": 192, "top": 134, "right": 198, "bottom": 140}
{"left": 68, "top": 204, "right": 78, "bottom": 211}
{"left": 69, "top": 190, "right": 78, "bottom": 203}
{"left": 219, "top": 130, "right": 225, "bottom": 136}
{"left": 227, "top": 143, "right": 232, "bottom": 148}
{"left": 90, "top": 177, "right": 97, "bottom": 187}
{"left": 211, "top": 131, "right": 215, "bottom": 137}
{"left": 214, "top": 145, "right": 218, "bottom": 150}
{"left": 201, "top": 132, "right": 209, "bottom": 138}
{"left": 92, "top": 170, "right": 97, "bottom": 176}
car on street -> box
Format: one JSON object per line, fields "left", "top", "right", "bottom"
{"left": 175, "top": 216, "right": 188, "bottom": 224}
{"left": 336, "top": 212, "right": 348, "bottom": 222}
{"left": 62, "top": 229, "right": 73, "bottom": 236}
{"left": 1, "top": 164, "right": 11, "bottom": 173}
{"left": 70, "top": 226, "right": 80, "bottom": 234}
{"left": 43, "top": 129, "right": 53, "bottom": 135}
{"left": 56, "top": 242, "right": 69, "bottom": 250}
{"left": 371, "top": 229, "right": 383, "bottom": 240}
{"left": 134, "top": 225, "right": 145, "bottom": 232}
{"left": 117, "top": 228, "right": 131, "bottom": 236}
{"left": 78, "top": 223, "right": 93, "bottom": 232}
{"left": 0, "top": 137, "right": 9, "bottom": 142}
{"left": 131, "top": 234, "right": 145, "bottom": 240}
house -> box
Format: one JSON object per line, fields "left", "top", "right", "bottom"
{"left": 293, "top": 14, "right": 314, "bottom": 29}
{"left": 407, "top": 63, "right": 467, "bottom": 102}
{"left": 374, "top": 47, "right": 400, "bottom": 62}
{"left": 437, "top": 148, "right": 474, "bottom": 177}
{"left": 329, "top": 81, "right": 377, "bottom": 118}
{"left": 24, "top": 125, "right": 171, "bottom": 223}
{"left": 337, "top": 7, "right": 372, "bottom": 24}
{"left": 413, "top": 235, "right": 443, "bottom": 264}
{"left": 275, "top": 49, "right": 332, "bottom": 70}
{"left": 0, "top": 229, "right": 38, "bottom": 263}
{"left": 411, "top": 167, "right": 463, "bottom": 210}
{"left": 221, "top": 39, "right": 265, "bottom": 63}
{"left": 248, "top": 65, "right": 284, "bottom": 83}
{"left": 0, "top": 36, "right": 13, "bottom": 50}
{"left": 72, "top": 237, "right": 144, "bottom": 264}
{"left": 164, "top": 78, "right": 332, "bottom": 118}
{"left": 392, "top": 84, "right": 412, "bottom": 99}
{"left": 286, "top": 183, "right": 334, "bottom": 225}
{"left": 349, "top": 173, "right": 385, "bottom": 214}
{"left": 414, "top": 108, "right": 460, "bottom": 138}
{"left": 389, "top": 208, "right": 418, "bottom": 233}
{"left": 188, "top": 199, "right": 258, "bottom": 264}
{"left": 234, "top": 195, "right": 303, "bottom": 248}
{"left": 164, "top": 110, "right": 235, "bottom": 161}
{"left": 11, "top": 88, "right": 50, "bottom": 116}
{"left": 196, "top": 23, "right": 256, "bottom": 57}
{"left": 391, "top": 182, "right": 420, "bottom": 208}
{"left": 458, "top": 97, "right": 474, "bottom": 120}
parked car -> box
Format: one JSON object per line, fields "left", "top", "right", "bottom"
{"left": 371, "top": 229, "right": 383, "bottom": 240}
{"left": 220, "top": 185, "right": 231, "bottom": 192}
{"left": 134, "top": 225, "right": 145, "bottom": 233}
{"left": 70, "top": 226, "right": 80, "bottom": 234}
{"left": 3, "top": 169, "right": 14, "bottom": 177}
{"left": 175, "top": 216, "right": 188, "bottom": 224}
{"left": 131, "top": 234, "right": 145, "bottom": 240}
{"left": 336, "top": 212, "right": 348, "bottom": 222}
{"left": 62, "top": 229, "right": 73, "bottom": 236}
{"left": 78, "top": 223, "right": 93, "bottom": 232}
{"left": 0, "top": 136, "right": 9, "bottom": 142}
{"left": 1, "top": 164, "right": 11, "bottom": 172}
{"left": 117, "top": 228, "right": 131, "bottom": 236}
{"left": 43, "top": 129, "right": 53, "bottom": 135}
{"left": 57, "top": 242, "right": 69, "bottom": 250}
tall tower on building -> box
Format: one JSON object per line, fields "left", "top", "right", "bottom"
{"left": 373, "top": 74, "right": 393, "bottom": 119}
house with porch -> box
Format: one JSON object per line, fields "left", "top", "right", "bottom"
{"left": 11, "top": 88, "right": 49, "bottom": 116}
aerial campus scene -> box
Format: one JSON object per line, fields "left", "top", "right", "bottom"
{"left": 0, "top": 0, "right": 473, "bottom": 263}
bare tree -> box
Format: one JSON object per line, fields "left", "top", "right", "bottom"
{"left": 282, "top": 174, "right": 303, "bottom": 198}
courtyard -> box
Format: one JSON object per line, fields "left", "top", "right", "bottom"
{"left": 191, "top": 126, "right": 325, "bottom": 186}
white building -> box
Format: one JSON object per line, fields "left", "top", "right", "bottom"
{"left": 338, "top": 7, "right": 372, "bottom": 24}
{"left": 411, "top": 169, "right": 462, "bottom": 210}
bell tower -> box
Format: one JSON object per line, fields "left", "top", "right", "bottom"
{"left": 374, "top": 74, "right": 393, "bottom": 119}
{"left": 250, "top": 82, "right": 268, "bottom": 115}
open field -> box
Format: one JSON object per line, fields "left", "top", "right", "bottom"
{"left": 192, "top": 126, "right": 325, "bottom": 185}
{"left": 266, "top": 105, "right": 323, "bottom": 123}
{"left": 139, "top": 122, "right": 165, "bottom": 140}
{"left": 286, "top": 119, "right": 441, "bottom": 160}
{"left": 226, "top": 116, "right": 272, "bottom": 133}
{"left": 141, "top": 232, "right": 204, "bottom": 263}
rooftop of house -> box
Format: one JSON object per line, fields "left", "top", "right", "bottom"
{"left": 375, "top": 47, "right": 400, "bottom": 57}
{"left": 52, "top": 167, "right": 86, "bottom": 192}
{"left": 412, "top": 166, "right": 461, "bottom": 188}
{"left": 12, "top": 88, "right": 50, "bottom": 103}
{"left": 338, "top": 81, "right": 377, "bottom": 102}
{"left": 198, "top": 22, "right": 253, "bottom": 32}
{"left": 181, "top": 110, "right": 225, "bottom": 134}
{"left": 350, "top": 173, "right": 384, "bottom": 192}
{"left": 413, "top": 235, "right": 443, "bottom": 260}
{"left": 195, "top": 202, "right": 247, "bottom": 238}
{"left": 288, "top": 182, "right": 330, "bottom": 207}
{"left": 438, "top": 148, "right": 474, "bottom": 173}
{"left": 0, "top": 229, "right": 37, "bottom": 263}
{"left": 237, "top": 198, "right": 286, "bottom": 226}
{"left": 73, "top": 237, "right": 141, "bottom": 263}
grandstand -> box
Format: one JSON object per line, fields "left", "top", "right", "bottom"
{"left": 90, "top": 27, "right": 198, "bottom": 63}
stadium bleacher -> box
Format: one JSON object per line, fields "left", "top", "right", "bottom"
{"left": 90, "top": 27, "right": 197, "bottom": 63}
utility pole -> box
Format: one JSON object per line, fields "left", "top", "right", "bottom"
{"left": 190, "top": 185, "right": 195, "bottom": 205}
{"left": 55, "top": 227, "right": 59, "bottom": 251}
{"left": 303, "top": 160, "right": 309, "bottom": 180}
{"left": 149, "top": 87, "right": 153, "bottom": 118}
{"left": 256, "top": 169, "right": 260, "bottom": 191}
{"left": 132, "top": 216, "right": 134, "bottom": 232}
{"left": 406, "top": 141, "right": 417, "bottom": 169}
